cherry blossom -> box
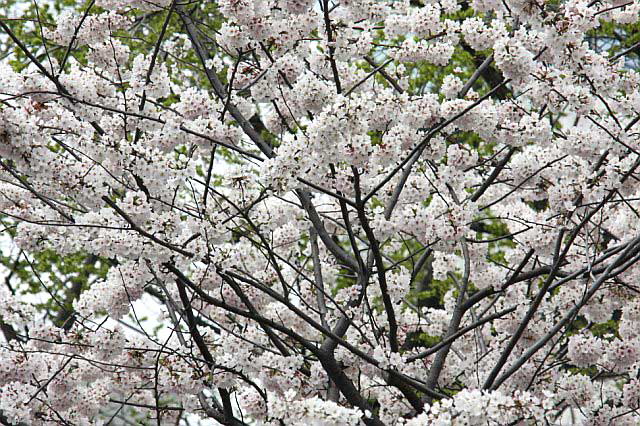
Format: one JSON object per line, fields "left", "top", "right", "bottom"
{"left": 1, "top": 0, "right": 640, "bottom": 424}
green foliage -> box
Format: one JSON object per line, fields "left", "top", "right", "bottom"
{"left": 413, "top": 331, "right": 442, "bottom": 348}
{"left": 589, "top": 19, "right": 640, "bottom": 67}
{"left": 590, "top": 318, "right": 620, "bottom": 339}
{"left": 0, "top": 236, "right": 110, "bottom": 325}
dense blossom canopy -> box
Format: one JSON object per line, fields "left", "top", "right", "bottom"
{"left": 1, "top": 0, "right": 640, "bottom": 424}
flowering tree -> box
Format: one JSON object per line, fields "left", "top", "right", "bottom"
{"left": 1, "top": 0, "right": 640, "bottom": 424}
